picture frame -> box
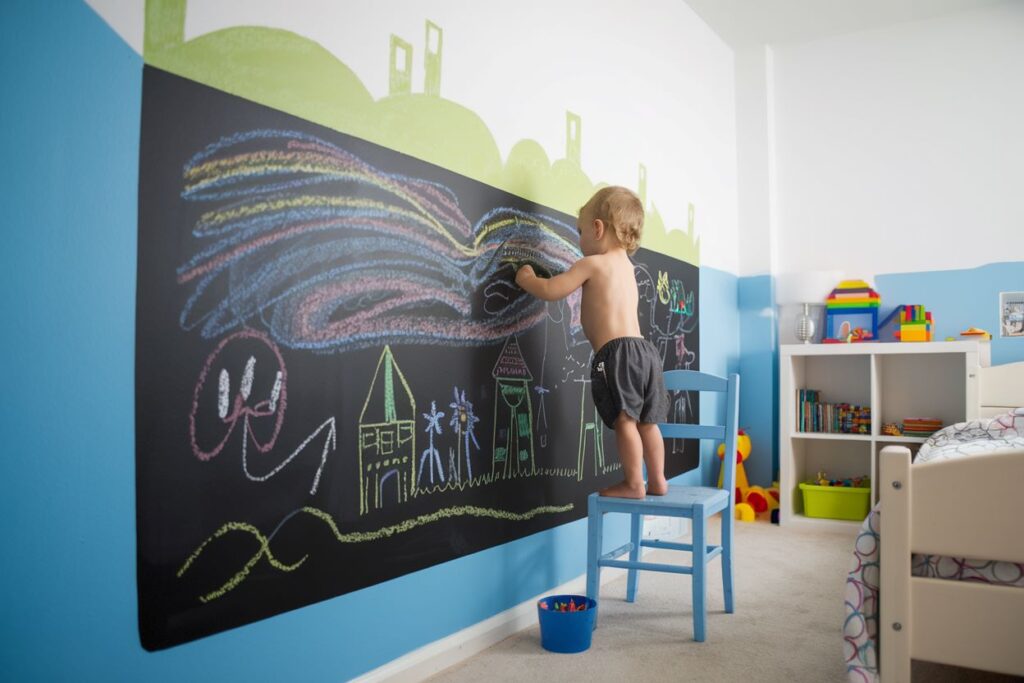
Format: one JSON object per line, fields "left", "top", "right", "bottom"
{"left": 825, "top": 307, "right": 878, "bottom": 342}
{"left": 1000, "top": 291, "right": 1024, "bottom": 337}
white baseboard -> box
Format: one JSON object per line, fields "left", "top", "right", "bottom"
{"left": 351, "top": 532, "right": 688, "bottom": 683}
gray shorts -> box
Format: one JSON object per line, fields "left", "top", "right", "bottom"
{"left": 590, "top": 337, "right": 670, "bottom": 429}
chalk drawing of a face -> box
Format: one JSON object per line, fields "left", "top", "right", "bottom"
{"left": 189, "top": 329, "right": 336, "bottom": 494}
{"left": 190, "top": 330, "right": 286, "bottom": 462}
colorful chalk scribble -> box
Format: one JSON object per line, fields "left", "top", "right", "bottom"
{"left": 176, "top": 129, "right": 583, "bottom": 352}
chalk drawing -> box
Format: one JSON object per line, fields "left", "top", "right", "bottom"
{"left": 178, "top": 503, "right": 573, "bottom": 602}
{"left": 657, "top": 270, "right": 671, "bottom": 305}
{"left": 574, "top": 365, "right": 606, "bottom": 481}
{"left": 532, "top": 302, "right": 556, "bottom": 449}
{"left": 417, "top": 400, "right": 447, "bottom": 487}
{"left": 448, "top": 386, "right": 480, "bottom": 483}
{"left": 675, "top": 333, "right": 696, "bottom": 370}
{"left": 670, "top": 278, "right": 694, "bottom": 316}
{"left": 670, "top": 334, "right": 697, "bottom": 455}
{"left": 176, "top": 130, "right": 584, "bottom": 353}
{"left": 241, "top": 416, "right": 337, "bottom": 494}
{"left": 634, "top": 262, "right": 695, "bottom": 365}
{"left": 189, "top": 329, "right": 335, "bottom": 493}
{"left": 358, "top": 345, "right": 416, "bottom": 514}
{"left": 534, "top": 385, "right": 550, "bottom": 449}
{"left": 491, "top": 336, "right": 535, "bottom": 478}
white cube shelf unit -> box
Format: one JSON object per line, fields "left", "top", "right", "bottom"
{"left": 779, "top": 341, "right": 989, "bottom": 530}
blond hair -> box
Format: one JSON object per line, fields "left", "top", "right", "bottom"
{"left": 581, "top": 186, "right": 644, "bottom": 255}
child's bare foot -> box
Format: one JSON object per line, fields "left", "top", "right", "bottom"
{"left": 646, "top": 478, "right": 669, "bottom": 496}
{"left": 599, "top": 480, "right": 646, "bottom": 499}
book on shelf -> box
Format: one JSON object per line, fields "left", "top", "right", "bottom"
{"left": 901, "top": 417, "right": 943, "bottom": 438}
{"left": 796, "top": 389, "right": 871, "bottom": 434}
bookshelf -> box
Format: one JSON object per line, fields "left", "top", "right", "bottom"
{"left": 779, "top": 340, "right": 989, "bottom": 530}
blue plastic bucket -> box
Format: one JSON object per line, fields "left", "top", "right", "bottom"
{"left": 537, "top": 595, "right": 597, "bottom": 653}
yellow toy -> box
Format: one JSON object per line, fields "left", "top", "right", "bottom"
{"left": 718, "top": 430, "right": 779, "bottom": 521}
{"left": 734, "top": 503, "right": 755, "bottom": 522}
{"left": 745, "top": 485, "right": 771, "bottom": 514}
{"left": 960, "top": 327, "right": 992, "bottom": 341}
{"left": 717, "top": 429, "right": 751, "bottom": 505}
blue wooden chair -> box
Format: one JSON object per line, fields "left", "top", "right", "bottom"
{"left": 585, "top": 370, "right": 739, "bottom": 642}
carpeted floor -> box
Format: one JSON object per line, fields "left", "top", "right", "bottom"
{"left": 428, "top": 518, "right": 1020, "bottom": 683}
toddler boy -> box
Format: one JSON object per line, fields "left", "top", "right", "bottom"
{"left": 516, "top": 186, "right": 668, "bottom": 498}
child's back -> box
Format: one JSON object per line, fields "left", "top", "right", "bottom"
{"left": 516, "top": 186, "right": 669, "bottom": 499}
{"left": 578, "top": 249, "right": 641, "bottom": 353}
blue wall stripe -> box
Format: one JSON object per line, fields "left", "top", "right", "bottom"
{"left": 876, "top": 262, "right": 1024, "bottom": 366}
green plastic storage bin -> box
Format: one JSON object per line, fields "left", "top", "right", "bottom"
{"left": 799, "top": 482, "right": 870, "bottom": 521}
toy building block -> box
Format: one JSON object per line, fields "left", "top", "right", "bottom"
{"left": 824, "top": 280, "right": 881, "bottom": 342}
{"left": 880, "top": 304, "right": 934, "bottom": 342}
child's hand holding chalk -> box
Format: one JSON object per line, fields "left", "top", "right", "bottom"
{"left": 515, "top": 264, "right": 536, "bottom": 288}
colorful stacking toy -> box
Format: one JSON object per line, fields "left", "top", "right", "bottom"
{"left": 824, "top": 280, "right": 881, "bottom": 342}
{"left": 879, "top": 304, "right": 934, "bottom": 342}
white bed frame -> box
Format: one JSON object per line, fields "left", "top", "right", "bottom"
{"left": 879, "top": 360, "right": 1024, "bottom": 681}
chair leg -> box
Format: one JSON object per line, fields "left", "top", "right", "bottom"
{"left": 722, "top": 508, "right": 734, "bottom": 614}
{"left": 586, "top": 495, "right": 603, "bottom": 627}
{"left": 626, "top": 512, "right": 642, "bottom": 602}
{"left": 692, "top": 510, "right": 707, "bottom": 642}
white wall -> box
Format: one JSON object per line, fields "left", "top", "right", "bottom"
{"left": 770, "top": 1, "right": 1024, "bottom": 282}
{"left": 735, "top": 44, "right": 777, "bottom": 277}
{"left": 87, "top": 0, "right": 741, "bottom": 273}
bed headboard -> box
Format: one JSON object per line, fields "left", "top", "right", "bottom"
{"left": 979, "top": 360, "right": 1024, "bottom": 418}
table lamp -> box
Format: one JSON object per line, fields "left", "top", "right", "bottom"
{"left": 775, "top": 271, "right": 842, "bottom": 344}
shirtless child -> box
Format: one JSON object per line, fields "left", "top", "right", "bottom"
{"left": 515, "top": 186, "right": 669, "bottom": 499}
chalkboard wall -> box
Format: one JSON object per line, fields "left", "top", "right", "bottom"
{"left": 136, "top": 67, "right": 700, "bottom": 650}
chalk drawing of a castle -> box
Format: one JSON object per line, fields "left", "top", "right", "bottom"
{"left": 358, "top": 346, "right": 416, "bottom": 515}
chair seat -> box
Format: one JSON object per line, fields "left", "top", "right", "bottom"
{"left": 594, "top": 485, "right": 729, "bottom": 513}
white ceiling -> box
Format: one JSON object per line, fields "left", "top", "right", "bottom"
{"left": 682, "top": 0, "right": 1010, "bottom": 47}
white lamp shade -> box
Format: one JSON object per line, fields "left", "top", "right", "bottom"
{"left": 775, "top": 270, "right": 844, "bottom": 305}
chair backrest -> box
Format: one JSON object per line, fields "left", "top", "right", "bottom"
{"left": 658, "top": 370, "right": 740, "bottom": 503}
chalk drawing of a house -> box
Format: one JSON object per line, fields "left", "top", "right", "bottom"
{"left": 358, "top": 346, "right": 416, "bottom": 515}
{"left": 491, "top": 336, "right": 535, "bottom": 478}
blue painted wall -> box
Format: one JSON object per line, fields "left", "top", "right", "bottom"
{"left": 876, "top": 262, "right": 1024, "bottom": 366}
{"left": 0, "top": 3, "right": 738, "bottom": 679}
{"left": 698, "top": 267, "right": 742, "bottom": 484}
{"left": 737, "top": 275, "right": 778, "bottom": 487}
